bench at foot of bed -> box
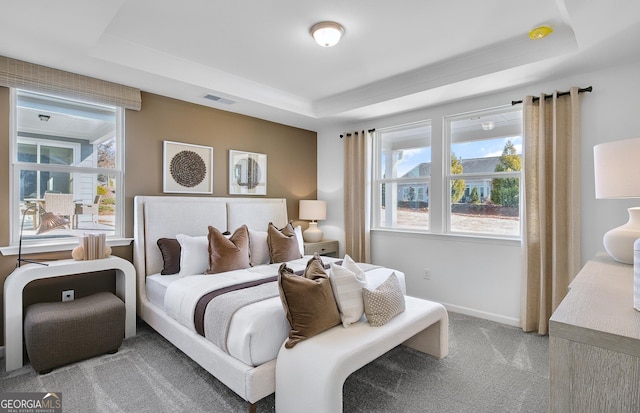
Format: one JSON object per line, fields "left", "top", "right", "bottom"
{"left": 275, "top": 296, "right": 448, "bottom": 413}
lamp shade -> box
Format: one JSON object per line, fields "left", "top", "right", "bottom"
{"left": 299, "top": 200, "right": 327, "bottom": 243}
{"left": 594, "top": 137, "right": 640, "bottom": 199}
{"left": 299, "top": 200, "right": 326, "bottom": 221}
{"left": 18, "top": 206, "right": 69, "bottom": 267}
{"left": 593, "top": 137, "right": 640, "bottom": 264}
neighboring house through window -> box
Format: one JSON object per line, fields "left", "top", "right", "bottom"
{"left": 373, "top": 105, "right": 522, "bottom": 239}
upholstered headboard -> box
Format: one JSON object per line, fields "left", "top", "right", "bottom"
{"left": 133, "top": 195, "right": 288, "bottom": 282}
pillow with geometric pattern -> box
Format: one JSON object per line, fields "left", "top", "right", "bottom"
{"left": 362, "top": 272, "right": 405, "bottom": 327}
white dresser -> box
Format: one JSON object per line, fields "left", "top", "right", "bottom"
{"left": 549, "top": 254, "right": 640, "bottom": 412}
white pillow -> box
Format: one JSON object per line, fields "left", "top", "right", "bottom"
{"left": 176, "top": 234, "right": 209, "bottom": 276}
{"left": 329, "top": 262, "right": 367, "bottom": 327}
{"left": 294, "top": 225, "right": 304, "bottom": 256}
{"left": 249, "top": 230, "right": 270, "bottom": 266}
{"left": 341, "top": 254, "right": 365, "bottom": 280}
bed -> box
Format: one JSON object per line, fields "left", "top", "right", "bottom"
{"left": 133, "top": 195, "right": 447, "bottom": 412}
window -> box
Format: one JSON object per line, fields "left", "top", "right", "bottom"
{"left": 373, "top": 121, "right": 431, "bottom": 231}
{"left": 372, "top": 106, "right": 523, "bottom": 239}
{"left": 445, "top": 106, "right": 522, "bottom": 237}
{"left": 11, "top": 90, "right": 124, "bottom": 244}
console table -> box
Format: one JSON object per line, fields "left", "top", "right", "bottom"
{"left": 3, "top": 256, "right": 136, "bottom": 371}
{"left": 549, "top": 254, "right": 640, "bottom": 412}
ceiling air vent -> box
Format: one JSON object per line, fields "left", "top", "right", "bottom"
{"left": 203, "top": 94, "right": 235, "bottom": 105}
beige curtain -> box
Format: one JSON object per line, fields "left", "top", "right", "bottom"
{"left": 520, "top": 87, "right": 582, "bottom": 335}
{"left": 343, "top": 130, "right": 373, "bottom": 263}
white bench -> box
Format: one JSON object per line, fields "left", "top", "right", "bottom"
{"left": 275, "top": 296, "right": 448, "bottom": 413}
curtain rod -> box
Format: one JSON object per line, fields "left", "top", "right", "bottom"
{"left": 511, "top": 86, "right": 592, "bottom": 105}
{"left": 339, "top": 128, "right": 376, "bottom": 139}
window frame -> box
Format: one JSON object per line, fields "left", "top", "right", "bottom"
{"left": 372, "top": 105, "right": 523, "bottom": 241}
{"left": 7, "top": 88, "right": 127, "bottom": 251}
{"left": 444, "top": 105, "right": 523, "bottom": 239}
{"left": 373, "top": 120, "right": 432, "bottom": 232}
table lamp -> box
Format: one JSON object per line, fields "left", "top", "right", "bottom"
{"left": 593, "top": 137, "right": 640, "bottom": 264}
{"left": 299, "top": 200, "right": 327, "bottom": 242}
{"left": 18, "top": 205, "right": 69, "bottom": 267}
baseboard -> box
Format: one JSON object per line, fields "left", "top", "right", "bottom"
{"left": 441, "top": 302, "right": 520, "bottom": 327}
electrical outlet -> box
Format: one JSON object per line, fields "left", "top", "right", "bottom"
{"left": 423, "top": 269, "right": 431, "bottom": 280}
{"left": 62, "top": 290, "right": 74, "bottom": 302}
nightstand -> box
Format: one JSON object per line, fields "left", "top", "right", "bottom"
{"left": 304, "top": 240, "right": 339, "bottom": 257}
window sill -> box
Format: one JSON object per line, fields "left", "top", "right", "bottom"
{"left": 371, "top": 228, "right": 521, "bottom": 246}
{"left": 0, "top": 238, "right": 133, "bottom": 256}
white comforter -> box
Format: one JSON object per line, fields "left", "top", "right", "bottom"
{"left": 162, "top": 256, "right": 405, "bottom": 366}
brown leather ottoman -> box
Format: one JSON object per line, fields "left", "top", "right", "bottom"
{"left": 24, "top": 292, "right": 125, "bottom": 374}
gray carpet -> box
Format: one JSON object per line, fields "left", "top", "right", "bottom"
{"left": 0, "top": 312, "right": 549, "bottom": 412}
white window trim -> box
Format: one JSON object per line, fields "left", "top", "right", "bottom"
{"left": 444, "top": 105, "right": 523, "bottom": 239}
{"left": 4, "top": 88, "right": 126, "bottom": 252}
{"left": 373, "top": 120, "right": 432, "bottom": 232}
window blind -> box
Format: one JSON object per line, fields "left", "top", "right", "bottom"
{"left": 0, "top": 55, "right": 141, "bottom": 110}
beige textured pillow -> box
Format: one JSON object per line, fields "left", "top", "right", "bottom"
{"left": 267, "top": 222, "right": 302, "bottom": 263}
{"left": 362, "top": 273, "right": 405, "bottom": 327}
{"left": 278, "top": 254, "right": 341, "bottom": 348}
{"left": 206, "top": 225, "right": 251, "bottom": 274}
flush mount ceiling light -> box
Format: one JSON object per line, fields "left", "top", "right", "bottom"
{"left": 529, "top": 25, "right": 553, "bottom": 40}
{"left": 310, "top": 21, "right": 344, "bottom": 47}
{"left": 481, "top": 121, "right": 495, "bottom": 131}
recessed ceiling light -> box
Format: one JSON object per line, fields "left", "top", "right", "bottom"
{"left": 529, "top": 25, "right": 553, "bottom": 40}
{"left": 310, "top": 21, "right": 344, "bottom": 47}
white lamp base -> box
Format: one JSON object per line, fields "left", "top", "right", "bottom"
{"left": 303, "top": 222, "right": 323, "bottom": 243}
{"left": 603, "top": 207, "right": 640, "bottom": 265}
{"left": 634, "top": 238, "right": 640, "bottom": 311}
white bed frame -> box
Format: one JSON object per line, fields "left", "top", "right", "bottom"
{"left": 133, "top": 196, "right": 289, "bottom": 411}
{"left": 133, "top": 195, "right": 449, "bottom": 413}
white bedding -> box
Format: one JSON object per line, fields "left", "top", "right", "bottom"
{"left": 147, "top": 256, "right": 406, "bottom": 367}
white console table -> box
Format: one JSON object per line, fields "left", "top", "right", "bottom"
{"left": 549, "top": 254, "right": 640, "bottom": 412}
{"left": 3, "top": 256, "right": 136, "bottom": 371}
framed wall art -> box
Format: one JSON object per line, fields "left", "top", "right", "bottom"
{"left": 163, "top": 141, "right": 213, "bottom": 194}
{"left": 229, "top": 150, "right": 267, "bottom": 195}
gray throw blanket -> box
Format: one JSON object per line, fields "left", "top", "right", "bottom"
{"left": 203, "top": 282, "right": 279, "bottom": 353}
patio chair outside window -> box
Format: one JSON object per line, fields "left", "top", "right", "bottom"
{"left": 44, "top": 193, "right": 75, "bottom": 229}
{"left": 74, "top": 195, "right": 102, "bottom": 228}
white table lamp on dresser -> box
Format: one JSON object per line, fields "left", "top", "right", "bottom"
{"left": 594, "top": 136, "right": 640, "bottom": 310}
{"left": 299, "top": 200, "right": 326, "bottom": 242}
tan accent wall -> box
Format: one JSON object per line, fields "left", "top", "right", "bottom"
{"left": 0, "top": 88, "right": 317, "bottom": 345}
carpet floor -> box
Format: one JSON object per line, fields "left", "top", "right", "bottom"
{"left": 0, "top": 312, "right": 549, "bottom": 412}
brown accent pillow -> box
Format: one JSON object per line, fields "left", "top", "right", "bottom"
{"left": 157, "top": 238, "right": 181, "bottom": 275}
{"left": 206, "top": 225, "right": 251, "bottom": 274}
{"left": 278, "top": 254, "right": 341, "bottom": 348}
{"left": 267, "top": 221, "right": 302, "bottom": 263}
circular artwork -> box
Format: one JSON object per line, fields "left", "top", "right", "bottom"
{"left": 235, "top": 157, "right": 262, "bottom": 189}
{"left": 170, "top": 150, "right": 207, "bottom": 188}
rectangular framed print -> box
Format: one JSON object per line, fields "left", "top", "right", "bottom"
{"left": 229, "top": 150, "right": 267, "bottom": 195}
{"left": 163, "top": 141, "right": 213, "bottom": 194}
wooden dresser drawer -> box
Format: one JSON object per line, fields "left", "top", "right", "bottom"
{"left": 303, "top": 240, "right": 339, "bottom": 257}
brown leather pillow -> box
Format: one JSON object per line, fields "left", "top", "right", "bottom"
{"left": 157, "top": 238, "right": 181, "bottom": 275}
{"left": 267, "top": 222, "right": 302, "bottom": 263}
{"left": 278, "top": 254, "right": 341, "bottom": 348}
{"left": 206, "top": 225, "right": 251, "bottom": 274}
